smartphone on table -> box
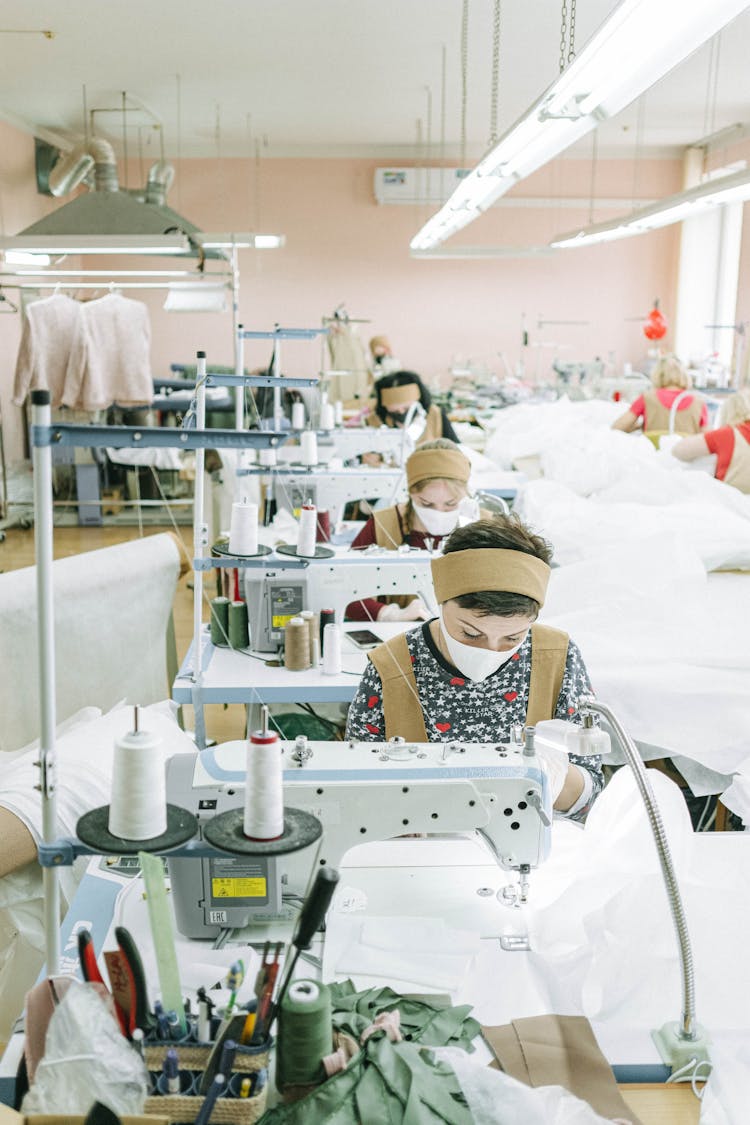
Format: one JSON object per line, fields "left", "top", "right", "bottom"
{"left": 347, "top": 628, "right": 382, "bottom": 650}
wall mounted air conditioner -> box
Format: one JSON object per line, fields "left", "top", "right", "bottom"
{"left": 374, "top": 168, "right": 468, "bottom": 206}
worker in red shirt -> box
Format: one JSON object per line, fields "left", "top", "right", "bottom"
{"left": 672, "top": 388, "right": 750, "bottom": 493}
{"left": 612, "top": 355, "right": 708, "bottom": 443}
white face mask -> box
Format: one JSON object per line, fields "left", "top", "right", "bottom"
{"left": 438, "top": 607, "right": 526, "bottom": 683}
{"left": 412, "top": 502, "right": 461, "bottom": 537}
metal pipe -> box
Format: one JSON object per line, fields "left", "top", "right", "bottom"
{"left": 577, "top": 694, "right": 697, "bottom": 1041}
{"left": 192, "top": 354, "right": 207, "bottom": 691}
{"left": 31, "top": 390, "right": 60, "bottom": 975}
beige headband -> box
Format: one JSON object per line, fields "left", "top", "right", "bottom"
{"left": 380, "top": 384, "right": 421, "bottom": 409}
{"left": 431, "top": 549, "right": 550, "bottom": 606}
{"left": 407, "top": 447, "right": 471, "bottom": 491}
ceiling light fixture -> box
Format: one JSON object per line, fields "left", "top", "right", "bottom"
{"left": 410, "top": 0, "right": 750, "bottom": 252}
{"left": 3, "top": 250, "right": 52, "bottom": 266}
{"left": 195, "top": 232, "right": 285, "bottom": 249}
{"left": 550, "top": 166, "right": 750, "bottom": 248}
{"left": 0, "top": 234, "right": 191, "bottom": 256}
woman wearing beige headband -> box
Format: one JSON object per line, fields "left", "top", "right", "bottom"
{"left": 368, "top": 371, "right": 459, "bottom": 445}
{"left": 672, "top": 387, "right": 750, "bottom": 493}
{"left": 346, "top": 515, "right": 604, "bottom": 821}
{"left": 368, "top": 334, "right": 401, "bottom": 380}
{"left": 347, "top": 439, "right": 485, "bottom": 622}
{"left": 612, "top": 354, "right": 708, "bottom": 442}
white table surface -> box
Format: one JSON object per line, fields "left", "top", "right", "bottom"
{"left": 173, "top": 621, "right": 412, "bottom": 704}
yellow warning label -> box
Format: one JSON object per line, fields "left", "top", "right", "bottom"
{"left": 272, "top": 613, "right": 297, "bottom": 629}
{"left": 211, "top": 877, "right": 267, "bottom": 899}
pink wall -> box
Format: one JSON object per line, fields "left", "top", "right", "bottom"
{"left": 3, "top": 118, "right": 743, "bottom": 465}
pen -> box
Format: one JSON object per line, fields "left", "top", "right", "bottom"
{"left": 131, "top": 1027, "right": 145, "bottom": 1058}
{"left": 219, "top": 1038, "right": 237, "bottom": 1077}
{"left": 224, "top": 960, "right": 245, "bottom": 1018}
{"left": 167, "top": 1009, "right": 181, "bottom": 1040}
{"left": 239, "top": 1077, "right": 252, "bottom": 1098}
{"left": 194, "top": 1074, "right": 226, "bottom": 1125}
{"left": 239, "top": 1011, "right": 256, "bottom": 1046}
{"left": 163, "top": 1048, "right": 180, "bottom": 1095}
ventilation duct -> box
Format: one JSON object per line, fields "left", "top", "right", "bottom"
{"left": 8, "top": 141, "right": 220, "bottom": 258}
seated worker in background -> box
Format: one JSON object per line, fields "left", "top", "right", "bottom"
{"left": 672, "top": 387, "right": 750, "bottom": 493}
{"left": 368, "top": 370, "right": 459, "bottom": 445}
{"left": 347, "top": 439, "right": 484, "bottom": 622}
{"left": 369, "top": 334, "right": 401, "bottom": 380}
{"left": 346, "top": 515, "right": 603, "bottom": 821}
{"left": 611, "top": 354, "right": 708, "bottom": 441}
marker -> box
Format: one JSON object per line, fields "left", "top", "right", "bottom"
{"left": 193, "top": 1074, "right": 226, "bottom": 1125}
{"left": 156, "top": 1010, "right": 170, "bottom": 1039}
{"left": 219, "top": 1038, "right": 237, "bottom": 1077}
{"left": 197, "top": 998, "right": 211, "bottom": 1043}
{"left": 239, "top": 1077, "right": 252, "bottom": 1098}
{"left": 167, "top": 1009, "right": 181, "bottom": 1040}
{"left": 163, "top": 1048, "right": 180, "bottom": 1095}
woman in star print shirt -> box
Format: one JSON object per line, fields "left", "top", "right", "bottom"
{"left": 346, "top": 516, "right": 604, "bottom": 822}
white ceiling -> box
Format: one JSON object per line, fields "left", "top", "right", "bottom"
{"left": 0, "top": 0, "right": 749, "bottom": 162}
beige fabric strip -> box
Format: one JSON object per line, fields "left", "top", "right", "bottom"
{"left": 406, "top": 446, "right": 471, "bottom": 489}
{"left": 380, "top": 384, "right": 421, "bottom": 408}
{"left": 431, "top": 548, "right": 550, "bottom": 606}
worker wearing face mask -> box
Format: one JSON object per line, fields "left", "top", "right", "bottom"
{"left": 346, "top": 440, "right": 487, "bottom": 623}
{"left": 346, "top": 515, "right": 604, "bottom": 821}
{"left": 367, "top": 371, "right": 459, "bottom": 445}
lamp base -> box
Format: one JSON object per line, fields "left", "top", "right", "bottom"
{"left": 651, "top": 1021, "right": 712, "bottom": 1070}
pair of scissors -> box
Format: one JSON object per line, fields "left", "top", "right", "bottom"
{"left": 77, "top": 926, "right": 153, "bottom": 1038}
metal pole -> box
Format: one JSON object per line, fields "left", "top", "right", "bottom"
{"left": 31, "top": 390, "right": 60, "bottom": 975}
{"left": 232, "top": 247, "right": 243, "bottom": 431}
{"left": 193, "top": 354, "right": 207, "bottom": 688}
{"left": 273, "top": 332, "right": 282, "bottom": 430}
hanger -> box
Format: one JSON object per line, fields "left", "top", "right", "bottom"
{"left": 0, "top": 288, "right": 19, "bottom": 313}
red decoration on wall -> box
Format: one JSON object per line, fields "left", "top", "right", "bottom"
{"left": 643, "top": 299, "right": 667, "bottom": 341}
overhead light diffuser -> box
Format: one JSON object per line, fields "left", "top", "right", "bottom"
{"left": 195, "top": 232, "right": 285, "bottom": 249}
{"left": 410, "top": 0, "right": 750, "bottom": 251}
{"left": 550, "top": 166, "right": 750, "bottom": 248}
{"left": 2, "top": 250, "right": 51, "bottom": 266}
{"left": 0, "top": 234, "right": 191, "bottom": 256}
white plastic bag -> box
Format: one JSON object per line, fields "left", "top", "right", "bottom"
{"left": 699, "top": 1040, "right": 750, "bottom": 1124}
{"left": 432, "top": 1046, "right": 630, "bottom": 1124}
{"left": 22, "top": 981, "right": 149, "bottom": 1117}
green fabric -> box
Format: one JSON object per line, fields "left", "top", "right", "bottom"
{"left": 272, "top": 712, "right": 343, "bottom": 741}
{"left": 258, "top": 983, "right": 478, "bottom": 1125}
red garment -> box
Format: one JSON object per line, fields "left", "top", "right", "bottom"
{"left": 704, "top": 421, "right": 750, "bottom": 482}
{"left": 629, "top": 387, "right": 708, "bottom": 428}
{"left": 346, "top": 515, "right": 448, "bottom": 620}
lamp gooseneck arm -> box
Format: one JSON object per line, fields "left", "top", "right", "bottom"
{"left": 577, "top": 695, "right": 697, "bottom": 1042}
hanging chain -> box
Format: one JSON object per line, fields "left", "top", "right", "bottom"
{"left": 460, "top": 0, "right": 469, "bottom": 168}
{"left": 488, "top": 0, "right": 501, "bottom": 146}
{"left": 559, "top": 0, "right": 568, "bottom": 73}
{"left": 568, "top": 0, "right": 577, "bottom": 64}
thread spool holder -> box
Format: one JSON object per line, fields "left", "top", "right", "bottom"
{"left": 29, "top": 375, "right": 298, "bottom": 975}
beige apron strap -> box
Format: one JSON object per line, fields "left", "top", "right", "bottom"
{"left": 525, "top": 624, "right": 570, "bottom": 727}
{"left": 417, "top": 404, "right": 443, "bottom": 444}
{"left": 373, "top": 506, "right": 404, "bottom": 548}
{"left": 368, "top": 634, "right": 428, "bottom": 741}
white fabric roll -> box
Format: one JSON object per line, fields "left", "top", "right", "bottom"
{"left": 228, "top": 501, "right": 259, "bottom": 555}
{"left": 300, "top": 430, "right": 318, "bottom": 466}
{"left": 322, "top": 624, "right": 342, "bottom": 674}
{"left": 297, "top": 503, "right": 318, "bottom": 557}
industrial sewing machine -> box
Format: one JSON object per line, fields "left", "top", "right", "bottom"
{"left": 166, "top": 731, "right": 553, "bottom": 940}
{"left": 267, "top": 466, "right": 405, "bottom": 520}
{"left": 279, "top": 426, "right": 410, "bottom": 465}
{"left": 243, "top": 547, "right": 437, "bottom": 651}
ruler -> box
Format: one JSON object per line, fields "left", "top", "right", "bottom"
{"left": 138, "top": 850, "right": 187, "bottom": 1035}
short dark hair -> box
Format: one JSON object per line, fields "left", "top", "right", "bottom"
{"left": 442, "top": 515, "right": 553, "bottom": 619}
{"left": 375, "top": 370, "right": 431, "bottom": 422}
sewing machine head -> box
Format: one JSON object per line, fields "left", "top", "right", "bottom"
{"left": 166, "top": 734, "right": 552, "bottom": 938}
{"left": 242, "top": 548, "right": 438, "bottom": 651}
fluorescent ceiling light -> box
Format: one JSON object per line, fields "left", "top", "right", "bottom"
{"left": 195, "top": 232, "right": 286, "bottom": 249}
{"left": 551, "top": 167, "right": 750, "bottom": 248}
{"left": 410, "top": 0, "right": 750, "bottom": 252}
{"left": 0, "top": 234, "right": 191, "bottom": 255}
{"left": 3, "top": 250, "right": 51, "bottom": 266}
{"left": 163, "top": 282, "right": 228, "bottom": 313}
{"left": 410, "top": 245, "right": 555, "bottom": 259}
